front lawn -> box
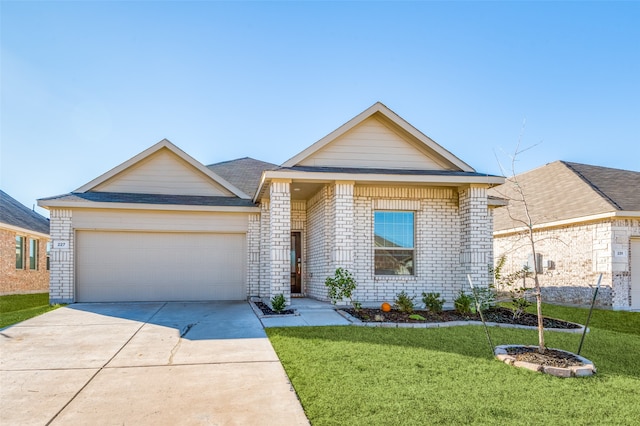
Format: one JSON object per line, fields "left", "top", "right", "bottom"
{"left": 0, "top": 293, "right": 60, "bottom": 328}
{"left": 267, "top": 305, "right": 640, "bottom": 425}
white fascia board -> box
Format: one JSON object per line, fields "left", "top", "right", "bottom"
{"left": 263, "top": 170, "right": 505, "bottom": 186}
{"left": 493, "top": 210, "right": 640, "bottom": 237}
{"left": 0, "top": 223, "right": 50, "bottom": 239}
{"left": 37, "top": 199, "right": 259, "bottom": 213}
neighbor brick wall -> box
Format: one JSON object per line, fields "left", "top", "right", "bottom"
{"left": 0, "top": 228, "right": 49, "bottom": 295}
{"left": 492, "top": 218, "right": 640, "bottom": 309}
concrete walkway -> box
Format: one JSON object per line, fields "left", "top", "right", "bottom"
{"left": 0, "top": 302, "right": 309, "bottom": 426}
{"left": 258, "top": 298, "right": 351, "bottom": 328}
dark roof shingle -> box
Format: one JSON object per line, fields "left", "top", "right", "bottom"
{"left": 207, "top": 157, "right": 279, "bottom": 198}
{"left": 40, "top": 192, "right": 256, "bottom": 208}
{"left": 1, "top": 190, "right": 50, "bottom": 234}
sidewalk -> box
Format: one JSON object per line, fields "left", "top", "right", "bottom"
{"left": 258, "top": 298, "right": 351, "bottom": 327}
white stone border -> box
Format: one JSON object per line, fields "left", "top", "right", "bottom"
{"left": 249, "top": 298, "right": 299, "bottom": 319}
{"left": 494, "top": 345, "right": 596, "bottom": 378}
{"left": 336, "top": 310, "right": 587, "bottom": 333}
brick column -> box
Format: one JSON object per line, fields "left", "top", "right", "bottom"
{"left": 246, "top": 213, "right": 261, "bottom": 298}
{"left": 459, "top": 185, "right": 491, "bottom": 288}
{"left": 332, "top": 181, "right": 355, "bottom": 271}
{"left": 269, "top": 180, "right": 291, "bottom": 303}
{"left": 259, "top": 200, "right": 271, "bottom": 297}
{"left": 49, "top": 209, "right": 74, "bottom": 304}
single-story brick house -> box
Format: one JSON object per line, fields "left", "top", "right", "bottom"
{"left": 39, "top": 103, "right": 504, "bottom": 305}
{"left": 1, "top": 190, "right": 50, "bottom": 295}
{"left": 490, "top": 161, "right": 640, "bottom": 310}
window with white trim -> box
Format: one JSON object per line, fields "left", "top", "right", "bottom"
{"left": 374, "top": 211, "right": 414, "bottom": 275}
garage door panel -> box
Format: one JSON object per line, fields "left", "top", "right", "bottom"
{"left": 76, "top": 231, "right": 246, "bottom": 302}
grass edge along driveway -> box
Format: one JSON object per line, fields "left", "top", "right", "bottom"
{"left": 0, "top": 293, "right": 61, "bottom": 329}
{"left": 267, "top": 304, "right": 640, "bottom": 425}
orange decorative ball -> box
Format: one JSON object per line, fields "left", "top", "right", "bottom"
{"left": 381, "top": 302, "right": 392, "bottom": 312}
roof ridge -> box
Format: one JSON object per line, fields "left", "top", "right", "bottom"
{"left": 561, "top": 161, "right": 623, "bottom": 210}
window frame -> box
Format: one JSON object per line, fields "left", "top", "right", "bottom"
{"left": 373, "top": 210, "right": 415, "bottom": 276}
{"left": 29, "top": 238, "right": 39, "bottom": 270}
{"left": 16, "top": 236, "right": 25, "bottom": 269}
{"left": 46, "top": 241, "right": 51, "bottom": 271}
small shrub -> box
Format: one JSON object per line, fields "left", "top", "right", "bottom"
{"left": 473, "top": 286, "right": 496, "bottom": 313}
{"left": 352, "top": 300, "right": 362, "bottom": 310}
{"left": 422, "top": 292, "right": 444, "bottom": 313}
{"left": 454, "top": 291, "right": 473, "bottom": 315}
{"left": 394, "top": 291, "right": 415, "bottom": 313}
{"left": 510, "top": 287, "right": 533, "bottom": 319}
{"left": 325, "top": 268, "right": 357, "bottom": 305}
{"left": 270, "top": 294, "right": 286, "bottom": 313}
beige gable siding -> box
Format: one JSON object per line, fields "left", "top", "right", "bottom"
{"left": 72, "top": 209, "right": 249, "bottom": 233}
{"left": 298, "top": 117, "right": 448, "bottom": 170}
{"left": 93, "top": 149, "right": 234, "bottom": 196}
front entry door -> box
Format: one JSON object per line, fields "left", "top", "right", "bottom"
{"left": 291, "top": 232, "right": 302, "bottom": 294}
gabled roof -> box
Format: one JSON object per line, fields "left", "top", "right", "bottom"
{"left": 281, "top": 102, "right": 475, "bottom": 172}
{"left": 0, "top": 190, "right": 50, "bottom": 235}
{"left": 75, "top": 139, "right": 250, "bottom": 199}
{"left": 490, "top": 161, "right": 640, "bottom": 232}
{"left": 207, "top": 157, "right": 279, "bottom": 198}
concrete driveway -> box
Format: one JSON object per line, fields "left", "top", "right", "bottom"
{"left": 0, "top": 302, "right": 308, "bottom": 426}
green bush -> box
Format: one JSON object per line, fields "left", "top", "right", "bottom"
{"left": 271, "top": 294, "right": 286, "bottom": 313}
{"left": 454, "top": 291, "right": 473, "bottom": 315}
{"left": 394, "top": 291, "right": 415, "bottom": 313}
{"left": 473, "top": 286, "right": 496, "bottom": 313}
{"left": 421, "top": 292, "right": 444, "bottom": 313}
{"left": 325, "top": 268, "right": 357, "bottom": 305}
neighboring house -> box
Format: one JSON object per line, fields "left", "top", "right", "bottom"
{"left": 1, "top": 190, "right": 50, "bottom": 295}
{"left": 38, "top": 102, "right": 504, "bottom": 305}
{"left": 490, "top": 161, "right": 640, "bottom": 310}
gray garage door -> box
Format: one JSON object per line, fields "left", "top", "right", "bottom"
{"left": 76, "top": 231, "right": 246, "bottom": 302}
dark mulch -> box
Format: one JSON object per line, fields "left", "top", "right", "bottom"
{"left": 343, "top": 306, "right": 581, "bottom": 329}
{"left": 254, "top": 301, "right": 295, "bottom": 316}
{"left": 507, "top": 346, "right": 585, "bottom": 367}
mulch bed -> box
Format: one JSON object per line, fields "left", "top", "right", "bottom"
{"left": 343, "top": 306, "right": 581, "bottom": 330}
{"left": 506, "top": 346, "right": 585, "bottom": 367}
{"left": 254, "top": 301, "right": 295, "bottom": 316}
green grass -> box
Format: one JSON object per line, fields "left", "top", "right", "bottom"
{"left": 267, "top": 305, "right": 640, "bottom": 425}
{"left": 0, "top": 293, "right": 61, "bottom": 328}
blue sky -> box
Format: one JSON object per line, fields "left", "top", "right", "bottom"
{"left": 2, "top": 1, "right": 638, "bottom": 216}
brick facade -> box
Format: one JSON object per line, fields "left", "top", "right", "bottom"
{"left": 0, "top": 228, "right": 49, "bottom": 295}
{"left": 49, "top": 209, "right": 74, "bottom": 304}
{"left": 259, "top": 183, "right": 493, "bottom": 306}
{"left": 493, "top": 218, "right": 640, "bottom": 309}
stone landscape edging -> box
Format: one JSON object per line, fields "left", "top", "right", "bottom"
{"left": 495, "top": 345, "right": 597, "bottom": 378}
{"left": 336, "top": 309, "right": 587, "bottom": 334}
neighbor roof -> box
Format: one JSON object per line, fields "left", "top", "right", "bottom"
{"left": 490, "top": 161, "right": 640, "bottom": 232}
{"left": 207, "top": 157, "right": 279, "bottom": 198}
{"left": 1, "top": 190, "right": 50, "bottom": 235}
